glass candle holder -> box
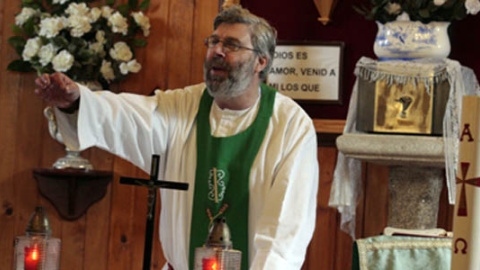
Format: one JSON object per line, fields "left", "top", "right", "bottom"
{"left": 14, "top": 236, "right": 61, "bottom": 270}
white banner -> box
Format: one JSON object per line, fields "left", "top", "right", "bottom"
{"left": 451, "top": 95, "right": 480, "bottom": 269}
{"left": 267, "top": 42, "right": 343, "bottom": 103}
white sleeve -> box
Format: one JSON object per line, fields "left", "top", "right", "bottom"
{"left": 250, "top": 117, "right": 319, "bottom": 270}
{"left": 55, "top": 83, "right": 162, "bottom": 172}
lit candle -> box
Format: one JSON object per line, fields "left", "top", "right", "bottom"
{"left": 24, "top": 246, "right": 39, "bottom": 270}
{"left": 202, "top": 257, "right": 219, "bottom": 270}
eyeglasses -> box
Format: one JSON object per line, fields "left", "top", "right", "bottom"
{"left": 204, "top": 36, "right": 258, "bottom": 53}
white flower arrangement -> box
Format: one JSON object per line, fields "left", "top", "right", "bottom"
{"left": 355, "top": 0, "right": 480, "bottom": 24}
{"left": 8, "top": 0, "right": 151, "bottom": 87}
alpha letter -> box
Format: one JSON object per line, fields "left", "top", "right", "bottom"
{"left": 461, "top": 124, "right": 475, "bottom": 142}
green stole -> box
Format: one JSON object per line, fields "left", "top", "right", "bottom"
{"left": 189, "top": 84, "right": 276, "bottom": 269}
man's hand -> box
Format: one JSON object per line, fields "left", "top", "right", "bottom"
{"left": 34, "top": 72, "right": 80, "bottom": 109}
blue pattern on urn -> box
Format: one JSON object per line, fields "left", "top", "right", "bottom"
{"left": 374, "top": 21, "right": 451, "bottom": 60}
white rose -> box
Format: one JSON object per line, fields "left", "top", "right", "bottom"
{"left": 100, "top": 60, "right": 115, "bottom": 82}
{"left": 384, "top": 2, "right": 402, "bottom": 15}
{"left": 109, "top": 42, "right": 132, "bottom": 61}
{"left": 119, "top": 59, "right": 142, "bottom": 75}
{"left": 108, "top": 12, "right": 128, "bottom": 35}
{"left": 89, "top": 42, "right": 105, "bottom": 57}
{"left": 52, "top": 50, "right": 74, "bottom": 72}
{"left": 395, "top": 12, "right": 411, "bottom": 22}
{"left": 66, "top": 2, "right": 89, "bottom": 16}
{"left": 89, "top": 7, "right": 101, "bottom": 23}
{"left": 68, "top": 15, "right": 92, "bottom": 37}
{"left": 466, "top": 0, "right": 480, "bottom": 15}
{"left": 15, "top": 7, "right": 40, "bottom": 26}
{"left": 38, "top": 44, "right": 58, "bottom": 66}
{"left": 433, "top": 0, "right": 447, "bottom": 6}
{"left": 22, "top": 37, "right": 42, "bottom": 61}
{"left": 101, "top": 6, "right": 114, "bottom": 18}
{"left": 53, "top": 0, "right": 69, "bottom": 4}
{"left": 132, "top": 11, "right": 151, "bottom": 36}
{"left": 96, "top": 30, "right": 106, "bottom": 44}
{"left": 38, "top": 17, "right": 65, "bottom": 38}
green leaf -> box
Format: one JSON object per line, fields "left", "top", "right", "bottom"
{"left": 67, "top": 43, "right": 77, "bottom": 54}
{"left": 72, "top": 37, "right": 88, "bottom": 49}
{"left": 132, "top": 38, "right": 147, "bottom": 47}
{"left": 8, "top": 36, "right": 26, "bottom": 55}
{"left": 10, "top": 24, "right": 23, "bottom": 35}
{"left": 106, "top": 0, "right": 116, "bottom": 6}
{"left": 7, "top": 60, "right": 34, "bottom": 72}
{"left": 77, "top": 48, "right": 95, "bottom": 60}
{"left": 23, "top": 17, "right": 36, "bottom": 37}
{"left": 117, "top": 4, "right": 129, "bottom": 17}
{"left": 129, "top": 0, "right": 138, "bottom": 9}
{"left": 453, "top": 1, "right": 467, "bottom": 20}
{"left": 8, "top": 36, "right": 26, "bottom": 47}
{"left": 23, "top": 2, "right": 43, "bottom": 10}
{"left": 139, "top": 0, "right": 150, "bottom": 10}
{"left": 22, "top": 0, "right": 34, "bottom": 4}
{"left": 418, "top": 8, "right": 430, "bottom": 19}
{"left": 52, "top": 36, "right": 69, "bottom": 48}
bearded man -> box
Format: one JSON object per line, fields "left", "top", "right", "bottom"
{"left": 35, "top": 5, "right": 319, "bottom": 270}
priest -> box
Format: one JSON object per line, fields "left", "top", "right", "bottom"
{"left": 34, "top": 5, "right": 319, "bottom": 270}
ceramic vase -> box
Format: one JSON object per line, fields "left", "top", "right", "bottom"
{"left": 374, "top": 21, "right": 451, "bottom": 60}
{"left": 44, "top": 81, "right": 102, "bottom": 170}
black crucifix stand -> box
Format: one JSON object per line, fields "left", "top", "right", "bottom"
{"left": 120, "top": 155, "right": 189, "bottom": 270}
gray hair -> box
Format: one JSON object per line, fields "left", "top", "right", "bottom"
{"left": 214, "top": 5, "right": 277, "bottom": 81}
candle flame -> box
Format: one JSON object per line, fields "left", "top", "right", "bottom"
{"left": 32, "top": 249, "right": 39, "bottom": 260}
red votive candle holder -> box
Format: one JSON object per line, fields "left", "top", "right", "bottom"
{"left": 202, "top": 257, "right": 219, "bottom": 270}
{"left": 24, "top": 246, "right": 39, "bottom": 270}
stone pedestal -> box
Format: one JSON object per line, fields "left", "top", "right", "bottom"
{"left": 336, "top": 133, "right": 445, "bottom": 229}
{"left": 389, "top": 166, "right": 444, "bottom": 229}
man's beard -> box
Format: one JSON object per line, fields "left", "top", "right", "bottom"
{"left": 203, "top": 55, "right": 256, "bottom": 99}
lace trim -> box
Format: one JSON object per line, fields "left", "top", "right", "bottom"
{"left": 357, "top": 238, "right": 451, "bottom": 270}
{"left": 355, "top": 57, "right": 449, "bottom": 94}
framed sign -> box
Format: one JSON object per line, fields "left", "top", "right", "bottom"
{"left": 267, "top": 41, "right": 344, "bottom": 104}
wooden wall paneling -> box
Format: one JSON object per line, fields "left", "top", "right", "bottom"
{"left": 12, "top": 74, "right": 44, "bottom": 235}
{"left": 313, "top": 119, "right": 346, "bottom": 134}
{"left": 303, "top": 146, "right": 338, "bottom": 270}
{"left": 152, "top": 195, "right": 167, "bottom": 268}
{"left": 362, "top": 163, "right": 389, "bottom": 237}
{"left": 141, "top": 0, "right": 170, "bottom": 92}
{"left": 165, "top": 0, "right": 195, "bottom": 88}
{"left": 333, "top": 222, "right": 354, "bottom": 270}
{"left": 107, "top": 157, "right": 138, "bottom": 270}
{"left": 60, "top": 218, "right": 86, "bottom": 270}
{"left": 83, "top": 148, "right": 114, "bottom": 270}
{"left": 333, "top": 162, "right": 367, "bottom": 270}
{"left": 330, "top": 159, "right": 367, "bottom": 270}
{"left": 0, "top": 1, "right": 21, "bottom": 267}
{"left": 437, "top": 175, "right": 454, "bottom": 231}
{"left": 189, "top": 0, "right": 219, "bottom": 84}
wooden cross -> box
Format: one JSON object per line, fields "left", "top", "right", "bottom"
{"left": 120, "top": 155, "right": 189, "bottom": 270}
{"left": 456, "top": 162, "right": 480, "bottom": 217}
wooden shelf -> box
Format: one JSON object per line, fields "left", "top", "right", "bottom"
{"left": 32, "top": 168, "right": 113, "bottom": 221}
